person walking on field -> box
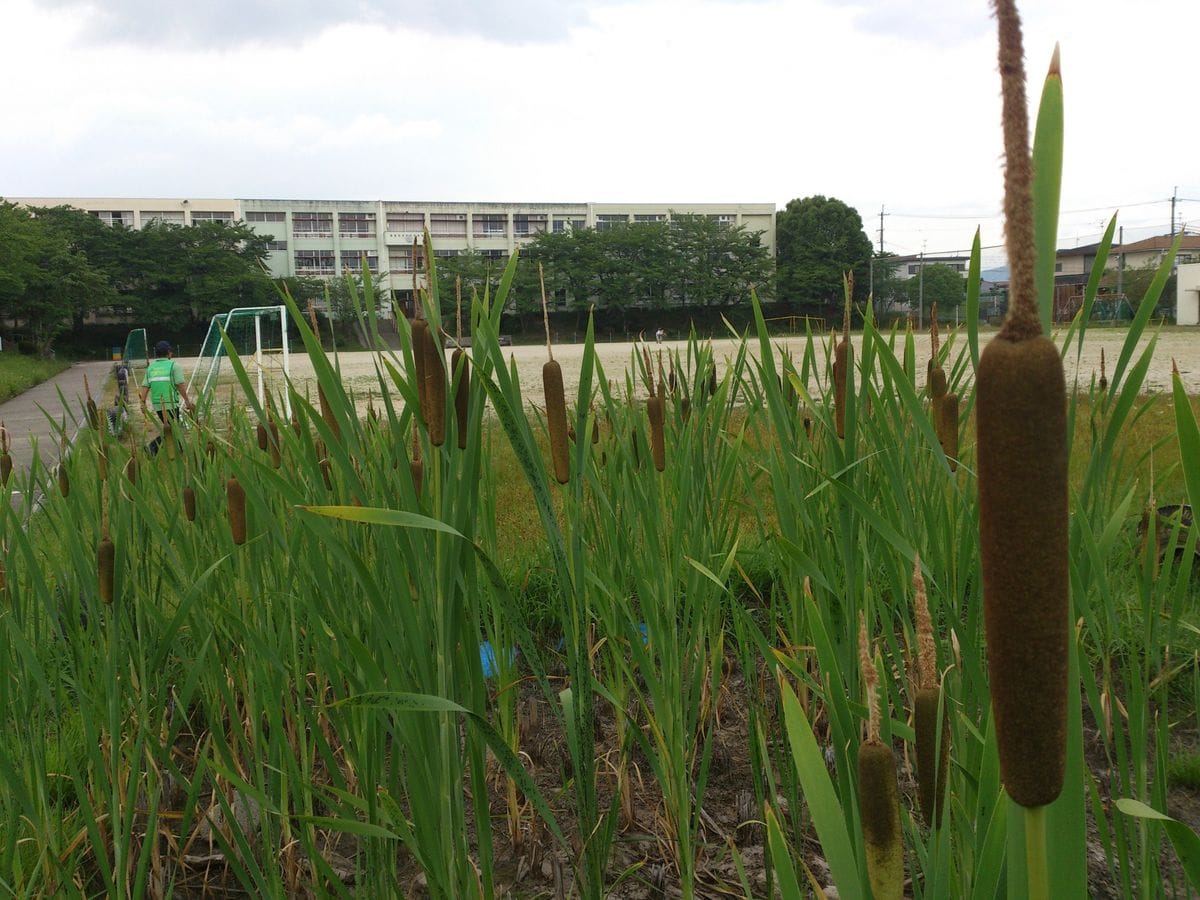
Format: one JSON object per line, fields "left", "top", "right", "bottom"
{"left": 140, "top": 340, "right": 193, "bottom": 456}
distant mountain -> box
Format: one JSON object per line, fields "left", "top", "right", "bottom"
{"left": 981, "top": 266, "right": 1009, "bottom": 283}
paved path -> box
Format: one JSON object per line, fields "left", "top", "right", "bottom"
{"left": 0, "top": 360, "right": 116, "bottom": 475}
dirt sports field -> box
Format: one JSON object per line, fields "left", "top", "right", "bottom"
{"left": 186, "top": 326, "right": 1200, "bottom": 415}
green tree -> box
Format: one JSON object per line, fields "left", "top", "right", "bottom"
{"left": 776, "top": 196, "right": 873, "bottom": 309}
{"left": 0, "top": 202, "right": 111, "bottom": 354}
{"left": 1100, "top": 263, "right": 1176, "bottom": 317}
{"left": 665, "top": 214, "right": 772, "bottom": 308}
{"left": 524, "top": 216, "right": 772, "bottom": 330}
{"left": 869, "top": 252, "right": 906, "bottom": 313}
{"left": 433, "top": 249, "right": 512, "bottom": 325}
{"left": 904, "top": 262, "right": 968, "bottom": 313}
{"left": 121, "top": 220, "right": 274, "bottom": 328}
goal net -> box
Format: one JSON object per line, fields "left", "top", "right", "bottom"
{"left": 187, "top": 305, "right": 292, "bottom": 416}
{"left": 123, "top": 328, "right": 148, "bottom": 367}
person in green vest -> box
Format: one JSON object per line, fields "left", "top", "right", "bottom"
{"left": 140, "top": 340, "right": 194, "bottom": 456}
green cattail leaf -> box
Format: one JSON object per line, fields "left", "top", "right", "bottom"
{"left": 1172, "top": 371, "right": 1200, "bottom": 528}
{"left": 765, "top": 806, "right": 807, "bottom": 900}
{"left": 1115, "top": 799, "right": 1200, "bottom": 890}
{"left": 778, "top": 678, "right": 863, "bottom": 898}
{"left": 1110, "top": 234, "right": 1180, "bottom": 394}
{"left": 300, "top": 504, "right": 465, "bottom": 539}
{"left": 296, "top": 816, "right": 403, "bottom": 841}
{"left": 965, "top": 227, "right": 982, "bottom": 373}
{"left": 1031, "top": 47, "right": 1064, "bottom": 333}
{"left": 1059, "top": 214, "right": 1117, "bottom": 363}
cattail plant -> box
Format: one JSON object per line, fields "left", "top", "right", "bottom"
{"left": 0, "top": 424, "right": 12, "bottom": 486}
{"left": 97, "top": 435, "right": 108, "bottom": 481}
{"left": 833, "top": 286, "right": 851, "bottom": 439}
{"left": 84, "top": 374, "right": 99, "bottom": 430}
{"left": 1098, "top": 346, "right": 1108, "bottom": 392}
{"left": 317, "top": 384, "right": 341, "bottom": 444}
{"left": 912, "top": 556, "right": 951, "bottom": 828}
{"left": 409, "top": 424, "right": 424, "bottom": 496}
{"left": 124, "top": 433, "right": 139, "bottom": 485}
{"left": 256, "top": 422, "right": 269, "bottom": 452}
{"left": 857, "top": 616, "right": 903, "bottom": 900}
{"left": 423, "top": 323, "right": 447, "bottom": 449}
{"left": 227, "top": 474, "right": 247, "bottom": 545}
{"left": 647, "top": 389, "right": 666, "bottom": 473}
{"left": 98, "top": 481, "right": 115, "bottom": 604}
{"left": 540, "top": 264, "right": 570, "bottom": 484}
{"left": 928, "top": 307, "right": 948, "bottom": 401}
{"left": 57, "top": 426, "right": 70, "bottom": 497}
{"left": 183, "top": 484, "right": 197, "bottom": 522}
{"left": 641, "top": 345, "right": 666, "bottom": 471}
{"left": 978, "top": 5, "right": 1068, "bottom": 895}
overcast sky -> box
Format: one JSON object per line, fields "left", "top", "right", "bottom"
{"left": 4, "top": 0, "right": 1198, "bottom": 268}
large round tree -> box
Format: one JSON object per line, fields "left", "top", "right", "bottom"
{"left": 776, "top": 196, "right": 874, "bottom": 311}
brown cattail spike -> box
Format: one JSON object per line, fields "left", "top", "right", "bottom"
{"left": 411, "top": 318, "right": 430, "bottom": 426}
{"left": 544, "top": 360, "right": 570, "bottom": 484}
{"left": 857, "top": 618, "right": 903, "bottom": 899}
{"left": 1098, "top": 347, "right": 1108, "bottom": 392}
{"left": 98, "top": 536, "right": 115, "bottom": 604}
{"left": 977, "top": 0, "right": 1069, "bottom": 810}
{"left": 317, "top": 384, "right": 341, "bottom": 443}
{"left": 183, "top": 485, "right": 197, "bottom": 522}
{"left": 84, "top": 375, "right": 99, "bottom": 429}
{"left": 540, "top": 264, "right": 570, "bottom": 483}
{"left": 647, "top": 395, "right": 666, "bottom": 472}
{"left": 226, "top": 475, "right": 247, "bottom": 545}
{"left": 913, "top": 558, "right": 951, "bottom": 828}
{"left": 423, "top": 325, "right": 447, "bottom": 447}
{"left": 409, "top": 425, "right": 424, "bottom": 495}
{"left": 0, "top": 424, "right": 11, "bottom": 487}
{"left": 833, "top": 325, "right": 849, "bottom": 439}
{"left": 936, "top": 391, "right": 960, "bottom": 471}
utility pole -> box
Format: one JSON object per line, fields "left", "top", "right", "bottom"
{"left": 1171, "top": 186, "right": 1178, "bottom": 236}
{"left": 878, "top": 205, "right": 886, "bottom": 253}
{"left": 1117, "top": 225, "right": 1125, "bottom": 296}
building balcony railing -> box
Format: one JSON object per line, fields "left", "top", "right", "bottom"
{"left": 293, "top": 230, "right": 332, "bottom": 239}
{"left": 339, "top": 231, "right": 376, "bottom": 240}
{"left": 295, "top": 266, "right": 336, "bottom": 276}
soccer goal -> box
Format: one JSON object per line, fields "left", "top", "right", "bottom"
{"left": 123, "top": 328, "right": 149, "bottom": 367}
{"left": 188, "top": 305, "right": 292, "bottom": 416}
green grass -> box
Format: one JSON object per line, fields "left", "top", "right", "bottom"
{"left": 0, "top": 354, "right": 70, "bottom": 403}
{"left": 1168, "top": 752, "right": 1200, "bottom": 790}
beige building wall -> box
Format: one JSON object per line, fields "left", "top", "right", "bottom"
{"left": 1177, "top": 263, "right": 1200, "bottom": 325}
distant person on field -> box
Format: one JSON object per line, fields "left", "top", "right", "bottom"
{"left": 655, "top": 327, "right": 665, "bottom": 344}
{"left": 140, "top": 340, "right": 193, "bottom": 456}
{"left": 115, "top": 358, "right": 130, "bottom": 402}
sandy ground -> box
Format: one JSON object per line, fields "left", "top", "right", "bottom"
{"left": 181, "top": 326, "right": 1200, "bottom": 416}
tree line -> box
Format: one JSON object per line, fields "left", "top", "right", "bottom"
{"left": 0, "top": 201, "right": 275, "bottom": 354}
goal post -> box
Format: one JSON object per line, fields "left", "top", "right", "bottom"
{"left": 123, "top": 328, "right": 148, "bottom": 367}
{"left": 188, "top": 305, "right": 291, "bottom": 417}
